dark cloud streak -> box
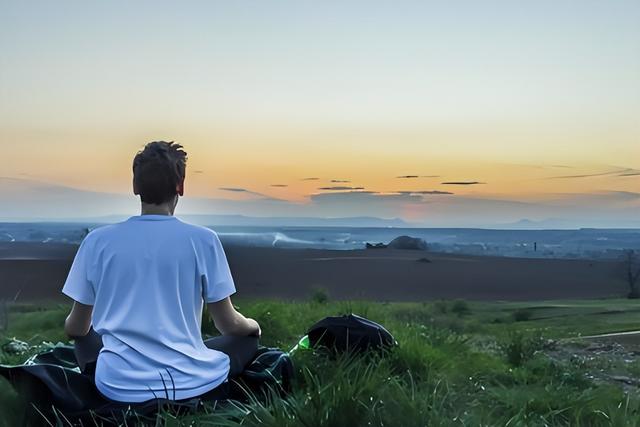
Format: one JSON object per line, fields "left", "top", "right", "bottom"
{"left": 546, "top": 167, "right": 640, "bottom": 179}
{"left": 441, "top": 181, "right": 485, "bottom": 185}
{"left": 318, "top": 186, "right": 365, "bottom": 191}
{"left": 395, "top": 190, "right": 453, "bottom": 195}
{"left": 218, "top": 187, "right": 281, "bottom": 201}
{"left": 219, "top": 187, "right": 250, "bottom": 192}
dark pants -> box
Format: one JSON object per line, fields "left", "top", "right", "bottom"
{"left": 74, "top": 329, "right": 259, "bottom": 379}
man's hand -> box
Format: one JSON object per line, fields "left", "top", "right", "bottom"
{"left": 64, "top": 301, "right": 93, "bottom": 337}
{"left": 208, "top": 297, "right": 261, "bottom": 337}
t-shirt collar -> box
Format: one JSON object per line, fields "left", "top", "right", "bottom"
{"left": 127, "top": 214, "right": 178, "bottom": 221}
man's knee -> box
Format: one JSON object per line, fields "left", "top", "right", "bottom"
{"left": 73, "top": 328, "right": 103, "bottom": 373}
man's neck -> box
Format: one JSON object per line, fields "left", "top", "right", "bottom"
{"left": 140, "top": 203, "right": 173, "bottom": 216}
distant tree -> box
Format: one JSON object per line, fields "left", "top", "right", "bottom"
{"left": 512, "top": 308, "right": 533, "bottom": 322}
{"left": 624, "top": 250, "right": 640, "bottom": 299}
{"left": 310, "top": 287, "right": 329, "bottom": 304}
{"left": 0, "top": 299, "right": 8, "bottom": 331}
{"left": 451, "top": 299, "right": 471, "bottom": 317}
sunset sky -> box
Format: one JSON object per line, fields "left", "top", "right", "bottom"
{"left": 1, "top": 1, "right": 639, "bottom": 226}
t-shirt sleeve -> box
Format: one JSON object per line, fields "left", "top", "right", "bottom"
{"left": 201, "top": 231, "right": 236, "bottom": 303}
{"left": 62, "top": 236, "right": 96, "bottom": 305}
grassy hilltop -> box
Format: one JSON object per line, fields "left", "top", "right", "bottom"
{"left": 2, "top": 298, "right": 640, "bottom": 426}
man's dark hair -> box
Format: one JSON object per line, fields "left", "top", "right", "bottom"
{"left": 132, "top": 141, "right": 188, "bottom": 204}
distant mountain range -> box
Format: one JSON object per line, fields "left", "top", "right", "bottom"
{"left": 497, "top": 218, "right": 580, "bottom": 230}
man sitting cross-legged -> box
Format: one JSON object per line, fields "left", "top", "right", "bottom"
{"left": 62, "top": 141, "right": 260, "bottom": 403}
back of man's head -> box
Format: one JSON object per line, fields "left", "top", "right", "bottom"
{"left": 132, "top": 141, "right": 188, "bottom": 205}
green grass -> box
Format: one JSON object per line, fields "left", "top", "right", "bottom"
{"left": 2, "top": 298, "right": 640, "bottom": 426}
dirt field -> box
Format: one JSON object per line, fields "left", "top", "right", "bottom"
{"left": 0, "top": 242, "right": 628, "bottom": 302}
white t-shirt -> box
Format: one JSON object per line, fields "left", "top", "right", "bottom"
{"left": 62, "top": 214, "right": 236, "bottom": 403}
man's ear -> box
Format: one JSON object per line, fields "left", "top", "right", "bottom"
{"left": 176, "top": 179, "right": 184, "bottom": 196}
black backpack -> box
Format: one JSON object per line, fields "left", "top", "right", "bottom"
{"left": 306, "top": 314, "right": 397, "bottom": 354}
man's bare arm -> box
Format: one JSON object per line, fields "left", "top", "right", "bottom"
{"left": 208, "top": 297, "right": 261, "bottom": 337}
{"left": 64, "top": 302, "right": 93, "bottom": 337}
